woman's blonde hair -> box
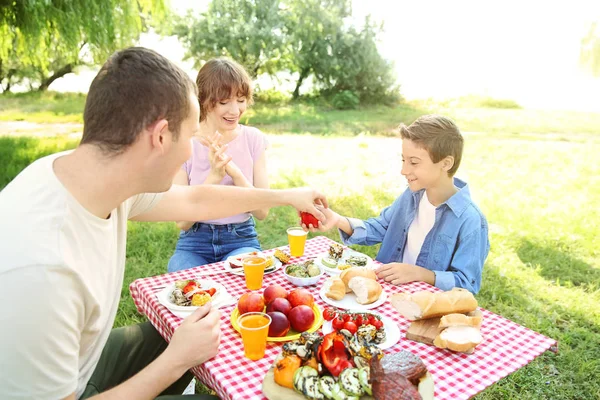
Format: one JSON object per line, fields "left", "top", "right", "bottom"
{"left": 399, "top": 115, "right": 464, "bottom": 176}
{"left": 195, "top": 57, "right": 253, "bottom": 121}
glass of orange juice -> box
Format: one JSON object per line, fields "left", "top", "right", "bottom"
{"left": 287, "top": 227, "right": 308, "bottom": 257}
{"left": 238, "top": 312, "right": 271, "bottom": 360}
{"left": 242, "top": 255, "right": 268, "bottom": 290}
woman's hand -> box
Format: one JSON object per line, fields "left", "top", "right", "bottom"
{"left": 199, "top": 133, "right": 232, "bottom": 182}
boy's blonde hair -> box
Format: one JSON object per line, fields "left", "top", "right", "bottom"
{"left": 195, "top": 57, "right": 253, "bottom": 121}
{"left": 399, "top": 115, "right": 464, "bottom": 176}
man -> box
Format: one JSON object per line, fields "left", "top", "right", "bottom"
{"left": 0, "top": 47, "right": 327, "bottom": 400}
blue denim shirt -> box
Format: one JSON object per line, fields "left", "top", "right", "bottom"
{"left": 340, "top": 178, "right": 489, "bottom": 293}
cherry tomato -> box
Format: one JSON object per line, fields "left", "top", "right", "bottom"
{"left": 332, "top": 316, "right": 345, "bottom": 331}
{"left": 323, "top": 307, "right": 337, "bottom": 321}
{"left": 372, "top": 319, "right": 384, "bottom": 329}
{"left": 343, "top": 321, "right": 358, "bottom": 335}
{"left": 367, "top": 314, "right": 377, "bottom": 326}
{"left": 354, "top": 314, "right": 363, "bottom": 326}
{"left": 342, "top": 313, "right": 352, "bottom": 323}
{"left": 207, "top": 288, "right": 217, "bottom": 297}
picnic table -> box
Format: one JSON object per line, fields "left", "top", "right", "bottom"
{"left": 130, "top": 236, "right": 557, "bottom": 399}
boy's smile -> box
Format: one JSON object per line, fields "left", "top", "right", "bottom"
{"left": 401, "top": 139, "right": 449, "bottom": 193}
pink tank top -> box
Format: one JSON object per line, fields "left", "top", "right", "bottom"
{"left": 182, "top": 125, "right": 269, "bottom": 224}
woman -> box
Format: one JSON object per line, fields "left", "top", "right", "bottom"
{"left": 168, "top": 58, "right": 269, "bottom": 272}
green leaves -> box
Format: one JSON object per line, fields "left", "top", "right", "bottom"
{"left": 0, "top": 0, "right": 168, "bottom": 91}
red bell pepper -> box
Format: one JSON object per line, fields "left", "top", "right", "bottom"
{"left": 318, "top": 332, "right": 354, "bottom": 377}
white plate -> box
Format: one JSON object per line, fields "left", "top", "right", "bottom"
{"left": 224, "top": 253, "right": 282, "bottom": 276}
{"left": 315, "top": 249, "right": 374, "bottom": 276}
{"left": 321, "top": 311, "right": 401, "bottom": 350}
{"left": 319, "top": 286, "right": 387, "bottom": 311}
{"left": 155, "top": 280, "right": 234, "bottom": 318}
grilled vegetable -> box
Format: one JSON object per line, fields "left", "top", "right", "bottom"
{"left": 274, "top": 355, "right": 302, "bottom": 389}
{"left": 274, "top": 249, "right": 291, "bottom": 264}
{"left": 339, "top": 368, "right": 363, "bottom": 397}
{"left": 293, "top": 366, "right": 318, "bottom": 393}
{"left": 319, "top": 376, "right": 336, "bottom": 399}
{"left": 331, "top": 383, "right": 359, "bottom": 400}
{"left": 302, "top": 376, "right": 324, "bottom": 400}
{"left": 358, "top": 366, "right": 372, "bottom": 395}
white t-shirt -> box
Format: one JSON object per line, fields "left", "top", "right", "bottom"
{"left": 0, "top": 153, "right": 161, "bottom": 399}
{"left": 402, "top": 191, "right": 437, "bottom": 265}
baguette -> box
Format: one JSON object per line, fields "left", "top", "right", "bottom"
{"left": 348, "top": 276, "right": 382, "bottom": 304}
{"left": 438, "top": 310, "right": 483, "bottom": 329}
{"left": 339, "top": 267, "right": 377, "bottom": 293}
{"left": 323, "top": 277, "right": 346, "bottom": 301}
{"left": 433, "top": 325, "right": 483, "bottom": 353}
{"left": 391, "top": 288, "right": 478, "bottom": 321}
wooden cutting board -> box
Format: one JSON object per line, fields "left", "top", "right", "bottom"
{"left": 405, "top": 317, "right": 443, "bottom": 344}
{"left": 406, "top": 310, "right": 483, "bottom": 345}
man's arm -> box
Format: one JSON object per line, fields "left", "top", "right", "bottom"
{"left": 131, "top": 185, "right": 327, "bottom": 223}
{"left": 172, "top": 169, "right": 194, "bottom": 231}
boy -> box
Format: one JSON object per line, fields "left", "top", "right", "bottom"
{"left": 0, "top": 47, "right": 326, "bottom": 400}
{"left": 311, "top": 115, "right": 489, "bottom": 294}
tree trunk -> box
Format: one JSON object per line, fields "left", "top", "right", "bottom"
{"left": 293, "top": 67, "right": 310, "bottom": 99}
{"left": 37, "top": 63, "right": 74, "bottom": 91}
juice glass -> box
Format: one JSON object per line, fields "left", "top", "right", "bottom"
{"left": 242, "top": 255, "right": 268, "bottom": 290}
{"left": 287, "top": 227, "right": 308, "bottom": 257}
{"left": 238, "top": 312, "right": 271, "bottom": 360}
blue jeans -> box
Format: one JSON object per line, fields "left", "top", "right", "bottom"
{"left": 168, "top": 218, "right": 262, "bottom": 273}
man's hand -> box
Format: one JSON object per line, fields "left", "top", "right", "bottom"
{"left": 285, "top": 187, "right": 328, "bottom": 222}
{"left": 376, "top": 262, "right": 435, "bottom": 286}
{"left": 163, "top": 303, "right": 221, "bottom": 373}
{"left": 302, "top": 205, "right": 340, "bottom": 232}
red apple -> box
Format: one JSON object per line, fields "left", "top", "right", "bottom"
{"left": 266, "top": 297, "right": 293, "bottom": 316}
{"left": 300, "top": 211, "right": 319, "bottom": 227}
{"left": 263, "top": 284, "right": 288, "bottom": 305}
{"left": 288, "top": 305, "right": 315, "bottom": 332}
{"left": 267, "top": 311, "right": 291, "bottom": 337}
{"left": 288, "top": 288, "right": 314, "bottom": 308}
{"left": 237, "top": 292, "right": 265, "bottom": 315}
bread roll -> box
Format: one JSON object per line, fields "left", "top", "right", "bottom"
{"left": 348, "top": 277, "right": 382, "bottom": 304}
{"left": 438, "top": 310, "right": 483, "bottom": 329}
{"left": 340, "top": 267, "right": 377, "bottom": 293}
{"left": 433, "top": 326, "right": 483, "bottom": 353}
{"left": 323, "top": 277, "right": 346, "bottom": 301}
{"left": 390, "top": 288, "right": 478, "bottom": 321}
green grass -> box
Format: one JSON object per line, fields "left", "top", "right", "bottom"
{"left": 1, "top": 128, "right": 598, "bottom": 399}
{"left": 3, "top": 91, "right": 600, "bottom": 136}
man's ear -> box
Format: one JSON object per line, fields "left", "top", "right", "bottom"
{"left": 149, "top": 119, "right": 170, "bottom": 153}
{"left": 442, "top": 155, "right": 455, "bottom": 172}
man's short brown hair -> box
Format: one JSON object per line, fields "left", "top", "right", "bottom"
{"left": 196, "top": 58, "right": 253, "bottom": 122}
{"left": 81, "top": 47, "right": 197, "bottom": 154}
{"left": 399, "top": 115, "right": 464, "bottom": 176}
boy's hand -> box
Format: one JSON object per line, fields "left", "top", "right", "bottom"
{"left": 302, "top": 205, "right": 340, "bottom": 232}
{"left": 376, "top": 263, "right": 435, "bottom": 286}
{"left": 164, "top": 303, "right": 221, "bottom": 372}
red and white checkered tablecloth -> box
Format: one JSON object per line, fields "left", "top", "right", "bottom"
{"left": 129, "top": 236, "right": 557, "bottom": 400}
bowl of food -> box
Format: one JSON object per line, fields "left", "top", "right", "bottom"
{"left": 283, "top": 260, "right": 324, "bottom": 286}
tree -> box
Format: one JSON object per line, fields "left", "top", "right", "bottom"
{"left": 173, "top": 0, "right": 290, "bottom": 78}
{"left": 0, "top": 0, "right": 168, "bottom": 92}
{"left": 282, "top": 0, "right": 351, "bottom": 98}
{"left": 319, "top": 17, "right": 400, "bottom": 105}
